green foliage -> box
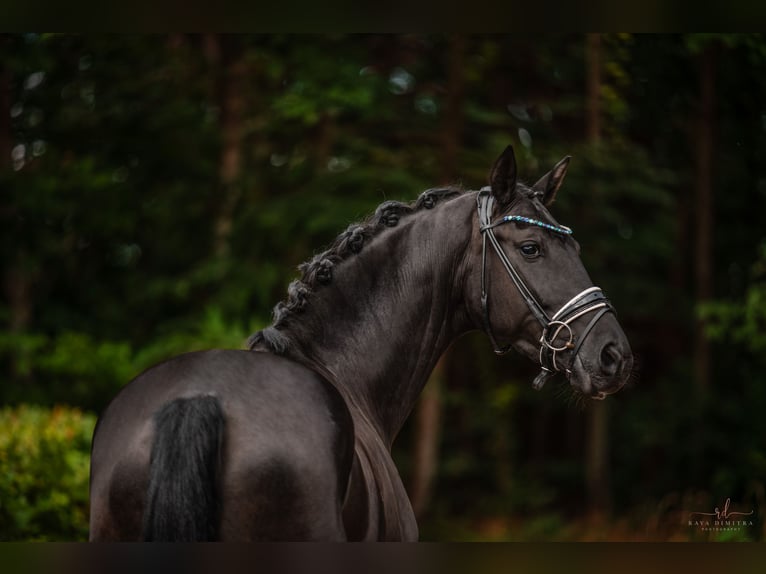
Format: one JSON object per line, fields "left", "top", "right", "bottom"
{"left": 701, "top": 243, "right": 766, "bottom": 354}
{"left": 0, "top": 405, "right": 96, "bottom": 541}
{"left": 0, "top": 307, "right": 261, "bottom": 410}
{"left": 132, "top": 306, "right": 261, "bottom": 371}
{"left": 684, "top": 33, "right": 755, "bottom": 54}
{"left": 2, "top": 33, "right": 766, "bottom": 541}
{"left": 0, "top": 331, "right": 132, "bottom": 408}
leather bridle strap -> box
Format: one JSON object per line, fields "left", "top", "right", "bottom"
{"left": 481, "top": 196, "right": 549, "bottom": 324}
{"left": 476, "top": 189, "right": 614, "bottom": 390}
{"left": 479, "top": 192, "right": 548, "bottom": 355}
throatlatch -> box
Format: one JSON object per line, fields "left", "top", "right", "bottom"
{"left": 477, "top": 189, "right": 614, "bottom": 390}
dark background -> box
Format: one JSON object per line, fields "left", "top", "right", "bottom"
{"left": 1, "top": 34, "right": 765, "bottom": 540}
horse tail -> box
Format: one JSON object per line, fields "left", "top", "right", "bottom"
{"left": 142, "top": 395, "right": 225, "bottom": 541}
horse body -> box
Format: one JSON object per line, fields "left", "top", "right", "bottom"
{"left": 91, "top": 191, "right": 471, "bottom": 541}
{"left": 89, "top": 147, "right": 633, "bottom": 541}
{"left": 90, "top": 350, "right": 357, "bottom": 540}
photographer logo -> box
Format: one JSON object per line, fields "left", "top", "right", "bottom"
{"left": 688, "top": 497, "right": 754, "bottom": 532}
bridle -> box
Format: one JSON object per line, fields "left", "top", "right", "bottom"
{"left": 477, "top": 188, "right": 614, "bottom": 391}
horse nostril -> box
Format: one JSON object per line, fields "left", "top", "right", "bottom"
{"left": 599, "top": 342, "right": 622, "bottom": 377}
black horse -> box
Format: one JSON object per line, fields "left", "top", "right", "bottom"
{"left": 89, "top": 146, "right": 633, "bottom": 541}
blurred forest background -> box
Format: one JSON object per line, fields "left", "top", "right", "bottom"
{"left": 1, "top": 33, "right": 766, "bottom": 541}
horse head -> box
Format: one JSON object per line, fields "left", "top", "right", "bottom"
{"left": 469, "top": 145, "right": 633, "bottom": 399}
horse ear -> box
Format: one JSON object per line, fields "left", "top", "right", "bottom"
{"left": 489, "top": 145, "right": 518, "bottom": 210}
{"left": 532, "top": 155, "right": 571, "bottom": 206}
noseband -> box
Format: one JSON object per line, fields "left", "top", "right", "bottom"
{"left": 477, "top": 188, "right": 614, "bottom": 390}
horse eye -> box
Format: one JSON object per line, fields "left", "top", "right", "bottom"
{"left": 520, "top": 243, "right": 541, "bottom": 258}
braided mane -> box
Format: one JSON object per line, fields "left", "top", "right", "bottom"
{"left": 248, "top": 186, "right": 465, "bottom": 354}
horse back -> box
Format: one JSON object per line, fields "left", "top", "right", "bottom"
{"left": 89, "top": 349, "right": 354, "bottom": 541}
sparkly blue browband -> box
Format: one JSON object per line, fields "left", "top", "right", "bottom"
{"left": 501, "top": 215, "right": 573, "bottom": 236}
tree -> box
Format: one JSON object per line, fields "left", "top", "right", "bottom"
{"left": 207, "top": 35, "right": 248, "bottom": 259}
{"left": 693, "top": 40, "right": 716, "bottom": 399}
{"left": 409, "top": 34, "right": 467, "bottom": 518}
{"left": 2, "top": 35, "right": 33, "bottom": 363}
{"left": 583, "top": 33, "right": 611, "bottom": 520}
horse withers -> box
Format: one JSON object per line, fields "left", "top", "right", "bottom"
{"left": 89, "top": 146, "right": 632, "bottom": 541}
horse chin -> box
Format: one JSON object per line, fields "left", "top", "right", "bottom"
{"left": 567, "top": 355, "right": 608, "bottom": 400}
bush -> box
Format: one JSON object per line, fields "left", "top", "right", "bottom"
{"left": 0, "top": 405, "right": 96, "bottom": 541}
{"left": 0, "top": 307, "right": 262, "bottom": 411}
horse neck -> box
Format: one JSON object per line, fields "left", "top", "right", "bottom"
{"left": 280, "top": 193, "right": 476, "bottom": 444}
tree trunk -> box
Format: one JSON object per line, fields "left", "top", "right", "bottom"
{"left": 441, "top": 35, "right": 465, "bottom": 183}
{"left": 585, "top": 398, "right": 610, "bottom": 518}
{"left": 583, "top": 33, "right": 611, "bottom": 520}
{"left": 585, "top": 34, "right": 602, "bottom": 144}
{"left": 408, "top": 34, "right": 465, "bottom": 518}
{"left": 0, "top": 35, "right": 10, "bottom": 168}
{"left": 409, "top": 358, "right": 444, "bottom": 517}
{"left": 209, "top": 35, "right": 247, "bottom": 259}
{"left": 693, "top": 45, "right": 715, "bottom": 400}
{"left": 2, "top": 35, "right": 34, "bottom": 387}
{"left": 2, "top": 37, "right": 31, "bottom": 332}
